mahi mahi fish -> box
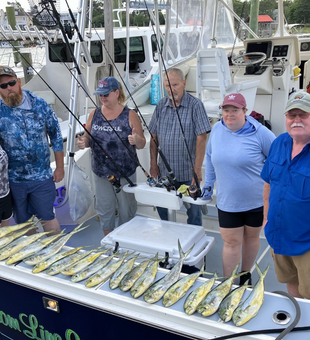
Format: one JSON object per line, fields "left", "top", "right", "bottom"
{"left": 0, "top": 230, "right": 53, "bottom": 261}
{"left": 32, "top": 246, "right": 87, "bottom": 274}
{"left": 232, "top": 264, "right": 269, "bottom": 327}
{"left": 85, "top": 251, "right": 131, "bottom": 288}
{"left": 130, "top": 253, "right": 165, "bottom": 298}
{"left": 109, "top": 253, "right": 140, "bottom": 289}
{"left": 71, "top": 251, "right": 117, "bottom": 283}
{"left": 119, "top": 257, "right": 155, "bottom": 292}
{"left": 60, "top": 247, "right": 109, "bottom": 276}
{"left": 0, "top": 216, "right": 36, "bottom": 238}
{"left": 183, "top": 273, "right": 218, "bottom": 315}
{"left": 163, "top": 266, "right": 213, "bottom": 307}
{"left": 218, "top": 279, "right": 251, "bottom": 322}
{"left": 197, "top": 264, "right": 245, "bottom": 317}
{"left": 0, "top": 225, "right": 37, "bottom": 249}
{"left": 22, "top": 223, "right": 90, "bottom": 265}
{"left": 6, "top": 230, "right": 66, "bottom": 265}
{"left": 143, "top": 240, "right": 195, "bottom": 304}
{"left": 46, "top": 247, "right": 93, "bottom": 276}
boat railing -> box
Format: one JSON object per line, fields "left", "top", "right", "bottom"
{"left": 0, "top": 24, "right": 55, "bottom": 43}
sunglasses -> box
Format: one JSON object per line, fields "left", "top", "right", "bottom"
{"left": 100, "top": 90, "right": 116, "bottom": 98}
{"left": 0, "top": 79, "right": 17, "bottom": 89}
{"left": 285, "top": 112, "right": 310, "bottom": 120}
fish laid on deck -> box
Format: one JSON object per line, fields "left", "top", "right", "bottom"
{"left": 232, "top": 264, "right": 269, "bottom": 326}
{"left": 119, "top": 257, "right": 155, "bottom": 292}
{"left": 131, "top": 253, "right": 164, "bottom": 298}
{"left": 0, "top": 216, "right": 36, "bottom": 238}
{"left": 183, "top": 273, "right": 218, "bottom": 315}
{"left": 71, "top": 252, "right": 117, "bottom": 283}
{"left": 109, "top": 253, "right": 140, "bottom": 290}
{"left": 85, "top": 251, "right": 131, "bottom": 288}
{"left": 218, "top": 280, "right": 251, "bottom": 322}
{"left": 23, "top": 223, "right": 89, "bottom": 265}
{"left": 0, "top": 230, "right": 52, "bottom": 261}
{"left": 197, "top": 264, "right": 246, "bottom": 317}
{"left": 6, "top": 230, "right": 65, "bottom": 265}
{"left": 163, "top": 266, "right": 213, "bottom": 307}
{"left": 32, "top": 246, "right": 87, "bottom": 274}
{"left": 61, "top": 247, "right": 109, "bottom": 276}
{"left": 144, "top": 240, "right": 194, "bottom": 304}
{"left": 0, "top": 225, "right": 37, "bottom": 249}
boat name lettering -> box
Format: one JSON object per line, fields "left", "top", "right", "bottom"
{"left": 0, "top": 309, "right": 80, "bottom": 340}
{"left": 92, "top": 124, "right": 122, "bottom": 132}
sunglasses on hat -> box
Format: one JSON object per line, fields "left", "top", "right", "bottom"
{"left": 0, "top": 80, "right": 18, "bottom": 89}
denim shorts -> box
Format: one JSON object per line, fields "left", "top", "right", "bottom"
{"left": 0, "top": 191, "right": 13, "bottom": 222}
{"left": 10, "top": 178, "right": 56, "bottom": 223}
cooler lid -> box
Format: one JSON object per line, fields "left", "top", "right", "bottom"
{"left": 101, "top": 216, "right": 210, "bottom": 263}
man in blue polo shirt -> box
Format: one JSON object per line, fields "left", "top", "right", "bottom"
{"left": 261, "top": 90, "right": 310, "bottom": 299}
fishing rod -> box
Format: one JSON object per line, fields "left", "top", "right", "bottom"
{"left": 82, "top": 10, "right": 181, "bottom": 192}
{"left": 0, "top": 34, "right": 136, "bottom": 189}
{"left": 41, "top": 0, "right": 154, "bottom": 187}
{"left": 142, "top": 0, "right": 202, "bottom": 199}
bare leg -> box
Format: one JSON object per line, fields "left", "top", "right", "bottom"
{"left": 42, "top": 218, "right": 61, "bottom": 235}
{"left": 287, "top": 282, "right": 303, "bottom": 298}
{"left": 241, "top": 225, "right": 261, "bottom": 271}
{"left": 103, "top": 229, "right": 113, "bottom": 237}
{"left": 1, "top": 219, "right": 11, "bottom": 227}
{"left": 220, "top": 226, "right": 244, "bottom": 277}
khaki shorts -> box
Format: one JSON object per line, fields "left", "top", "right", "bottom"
{"left": 271, "top": 248, "right": 310, "bottom": 298}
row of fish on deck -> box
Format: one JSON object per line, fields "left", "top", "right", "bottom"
{"left": 0, "top": 220, "right": 268, "bottom": 327}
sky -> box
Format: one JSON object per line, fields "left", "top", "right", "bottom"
{"left": 0, "top": 0, "right": 79, "bottom": 13}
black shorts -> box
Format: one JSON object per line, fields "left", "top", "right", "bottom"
{"left": 218, "top": 206, "right": 263, "bottom": 229}
{"left": 0, "top": 191, "right": 13, "bottom": 222}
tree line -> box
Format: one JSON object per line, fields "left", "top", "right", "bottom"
{"left": 233, "top": 0, "right": 310, "bottom": 25}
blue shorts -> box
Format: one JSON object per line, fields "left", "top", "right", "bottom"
{"left": 10, "top": 178, "right": 56, "bottom": 223}
{"left": 0, "top": 191, "right": 13, "bottom": 222}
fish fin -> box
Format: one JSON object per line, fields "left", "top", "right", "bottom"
{"left": 178, "top": 239, "right": 195, "bottom": 259}
{"left": 255, "top": 263, "right": 270, "bottom": 279}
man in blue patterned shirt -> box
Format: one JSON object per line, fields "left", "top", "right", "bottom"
{"left": 0, "top": 66, "right": 64, "bottom": 234}
{"left": 149, "top": 68, "right": 211, "bottom": 225}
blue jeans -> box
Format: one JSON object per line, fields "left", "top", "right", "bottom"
{"left": 157, "top": 181, "right": 202, "bottom": 226}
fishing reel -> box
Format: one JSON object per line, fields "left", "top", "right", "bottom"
{"left": 188, "top": 184, "right": 202, "bottom": 200}
{"left": 107, "top": 174, "right": 121, "bottom": 193}
{"left": 147, "top": 177, "right": 157, "bottom": 187}
{"left": 155, "top": 176, "right": 174, "bottom": 191}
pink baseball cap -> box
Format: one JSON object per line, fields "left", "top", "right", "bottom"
{"left": 221, "top": 93, "right": 247, "bottom": 108}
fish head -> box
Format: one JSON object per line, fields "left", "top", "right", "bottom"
{"left": 198, "top": 304, "right": 216, "bottom": 316}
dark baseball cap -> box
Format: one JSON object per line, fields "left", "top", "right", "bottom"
{"left": 94, "top": 77, "right": 120, "bottom": 95}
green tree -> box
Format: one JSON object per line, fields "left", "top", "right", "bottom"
{"left": 289, "top": 0, "right": 310, "bottom": 24}
{"left": 92, "top": 0, "right": 104, "bottom": 27}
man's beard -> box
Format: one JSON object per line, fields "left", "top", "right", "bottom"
{"left": 1, "top": 89, "right": 23, "bottom": 107}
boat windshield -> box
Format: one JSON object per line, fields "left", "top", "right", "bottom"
{"left": 202, "top": 0, "right": 240, "bottom": 48}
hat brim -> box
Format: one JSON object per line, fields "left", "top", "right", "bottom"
{"left": 285, "top": 102, "right": 310, "bottom": 113}
{"left": 221, "top": 101, "right": 244, "bottom": 108}
{"left": 93, "top": 89, "right": 112, "bottom": 96}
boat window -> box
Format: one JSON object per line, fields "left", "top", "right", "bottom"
{"left": 48, "top": 41, "right": 103, "bottom": 63}
{"left": 151, "top": 34, "right": 178, "bottom": 61}
{"left": 179, "top": 31, "right": 200, "bottom": 57}
{"left": 114, "top": 37, "right": 145, "bottom": 63}
{"left": 151, "top": 35, "right": 163, "bottom": 61}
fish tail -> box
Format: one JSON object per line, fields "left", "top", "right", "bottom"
{"left": 255, "top": 263, "right": 270, "bottom": 279}
{"left": 178, "top": 239, "right": 195, "bottom": 260}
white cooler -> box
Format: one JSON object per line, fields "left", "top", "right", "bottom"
{"left": 101, "top": 216, "right": 215, "bottom": 268}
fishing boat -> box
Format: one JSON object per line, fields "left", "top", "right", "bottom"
{"left": 1, "top": 0, "right": 310, "bottom": 339}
